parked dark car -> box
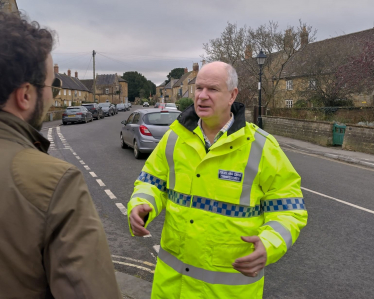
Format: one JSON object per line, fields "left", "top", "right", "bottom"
{"left": 98, "top": 102, "right": 114, "bottom": 116}
{"left": 120, "top": 108, "right": 181, "bottom": 159}
{"left": 82, "top": 103, "right": 104, "bottom": 120}
{"left": 62, "top": 106, "right": 93, "bottom": 125}
{"left": 117, "top": 103, "right": 127, "bottom": 112}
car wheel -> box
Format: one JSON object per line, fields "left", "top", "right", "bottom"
{"left": 62, "top": 121, "right": 67, "bottom": 125}
{"left": 84, "top": 116, "right": 88, "bottom": 123}
{"left": 120, "top": 133, "right": 128, "bottom": 149}
{"left": 134, "top": 140, "right": 142, "bottom": 159}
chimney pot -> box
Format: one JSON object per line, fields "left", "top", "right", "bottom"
{"left": 245, "top": 45, "right": 253, "bottom": 60}
{"left": 300, "top": 26, "right": 309, "bottom": 47}
{"left": 184, "top": 67, "right": 188, "bottom": 73}
{"left": 75, "top": 71, "right": 78, "bottom": 78}
{"left": 54, "top": 64, "right": 59, "bottom": 74}
{"left": 193, "top": 62, "right": 199, "bottom": 72}
{"left": 68, "top": 69, "right": 71, "bottom": 77}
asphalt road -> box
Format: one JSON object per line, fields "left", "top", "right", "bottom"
{"left": 42, "top": 106, "right": 374, "bottom": 298}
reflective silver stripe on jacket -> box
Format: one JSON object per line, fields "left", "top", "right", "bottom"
{"left": 131, "top": 193, "right": 159, "bottom": 215}
{"left": 168, "top": 190, "right": 262, "bottom": 218}
{"left": 137, "top": 171, "right": 167, "bottom": 192}
{"left": 240, "top": 131, "right": 267, "bottom": 206}
{"left": 165, "top": 131, "right": 178, "bottom": 190}
{"left": 158, "top": 247, "right": 264, "bottom": 285}
{"left": 263, "top": 221, "right": 293, "bottom": 249}
{"left": 262, "top": 198, "right": 306, "bottom": 212}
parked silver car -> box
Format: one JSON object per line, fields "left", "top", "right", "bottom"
{"left": 98, "top": 102, "right": 114, "bottom": 116}
{"left": 62, "top": 106, "right": 93, "bottom": 125}
{"left": 120, "top": 108, "right": 181, "bottom": 159}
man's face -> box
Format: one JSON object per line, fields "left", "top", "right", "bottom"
{"left": 28, "top": 54, "right": 54, "bottom": 131}
{"left": 194, "top": 62, "right": 237, "bottom": 123}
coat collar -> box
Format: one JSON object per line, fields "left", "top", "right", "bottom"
{"left": 0, "top": 110, "right": 50, "bottom": 153}
{"left": 177, "top": 102, "right": 246, "bottom": 136}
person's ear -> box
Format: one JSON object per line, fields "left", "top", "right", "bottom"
{"left": 14, "top": 83, "right": 36, "bottom": 111}
{"left": 229, "top": 88, "right": 238, "bottom": 105}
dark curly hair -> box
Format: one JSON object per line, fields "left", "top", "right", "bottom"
{"left": 0, "top": 12, "right": 55, "bottom": 108}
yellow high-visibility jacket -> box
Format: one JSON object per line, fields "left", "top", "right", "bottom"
{"left": 128, "top": 103, "right": 308, "bottom": 299}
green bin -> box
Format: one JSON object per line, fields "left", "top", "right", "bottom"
{"left": 332, "top": 123, "right": 346, "bottom": 146}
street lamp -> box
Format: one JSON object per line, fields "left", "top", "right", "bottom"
{"left": 256, "top": 49, "right": 267, "bottom": 129}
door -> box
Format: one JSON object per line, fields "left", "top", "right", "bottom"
{"left": 128, "top": 113, "right": 140, "bottom": 145}
{"left": 123, "top": 113, "right": 135, "bottom": 145}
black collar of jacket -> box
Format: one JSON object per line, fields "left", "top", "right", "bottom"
{"left": 0, "top": 110, "right": 50, "bottom": 153}
{"left": 177, "top": 102, "right": 246, "bottom": 136}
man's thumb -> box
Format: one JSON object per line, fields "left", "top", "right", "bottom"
{"left": 241, "top": 236, "right": 259, "bottom": 244}
{"left": 142, "top": 204, "right": 153, "bottom": 212}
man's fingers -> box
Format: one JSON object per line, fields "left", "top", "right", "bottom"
{"left": 234, "top": 250, "right": 261, "bottom": 264}
{"left": 131, "top": 222, "right": 150, "bottom": 236}
{"left": 130, "top": 213, "right": 145, "bottom": 227}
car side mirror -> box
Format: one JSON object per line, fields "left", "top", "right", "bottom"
{"left": 121, "top": 120, "right": 127, "bottom": 125}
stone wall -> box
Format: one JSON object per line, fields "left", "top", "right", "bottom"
{"left": 343, "top": 125, "right": 374, "bottom": 155}
{"left": 262, "top": 116, "right": 334, "bottom": 146}
{"left": 43, "top": 110, "right": 65, "bottom": 122}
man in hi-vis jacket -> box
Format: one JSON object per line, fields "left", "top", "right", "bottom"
{"left": 128, "top": 61, "right": 307, "bottom": 298}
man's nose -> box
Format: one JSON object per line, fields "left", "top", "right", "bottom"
{"left": 199, "top": 88, "right": 208, "bottom": 99}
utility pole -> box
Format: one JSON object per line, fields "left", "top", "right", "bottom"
{"left": 93, "top": 50, "right": 96, "bottom": 103}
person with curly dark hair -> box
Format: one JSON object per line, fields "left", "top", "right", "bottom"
{"left": 0, "top": 12, "right": 122, "bottom": 299}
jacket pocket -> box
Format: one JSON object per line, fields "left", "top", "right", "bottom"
{"left": 212, "top": 243, "right": 255, "bottom": 268}
{"left": 161, "top": 226, "right": 185, "bottom": 255}
{"left": 214, "top": 182, "right": 243, "bottom": 204}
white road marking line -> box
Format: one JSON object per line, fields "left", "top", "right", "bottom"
{"left": 96, "top": 179, "right": 105, "bottom": 186}
{"left": 112, "top": 260, "right": 154, "bottom": 273}
{"left": 150, "top": 252, "right": 157, "bottom": 262}
{"left": 153, "top": 245, "right": 160, "bottom": 253}
{"left": 301, "top": 187, "right": 374, "bottom": 215}
{"left": 89, "top": 172, "right": 97, "bottom": 177}
{"left": 143, "top": 234, "right": 152, "bottom": 238}
{"left": 84, "top": 165, "right": 91, "bottom": 170}
{"left": 105, "top": 189, "right": 117, "bottom": 200}
{"left": 79, "top": 160, "right": 85, "bottom": 164}
{"left": 76, "top": 156, "right": 80, "bottom": 159}
{"left": 73, "top": 153, "right": 77, "bottom": 155}
{"left": 115, "top": 203, "right": 127, "bottom": 215}
{"left": 112, "top": 255, "right": 156, "bottom": 267}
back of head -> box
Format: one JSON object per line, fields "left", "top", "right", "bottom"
{"left": 0, "top": 12, "right": 54, "bottom": 109}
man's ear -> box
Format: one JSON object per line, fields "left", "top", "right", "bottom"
{"left": 229, "top": 88, "right": 238, "bottom": 105}
{"left": 14, "top": 83, "right": 35, "bottom": 111}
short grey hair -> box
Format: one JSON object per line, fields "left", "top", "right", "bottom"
{"left": 200, "top": 61, "right": 238, "bottom": 91}
{"left": 225, "top": 64, "right": 238, "bottom": 91}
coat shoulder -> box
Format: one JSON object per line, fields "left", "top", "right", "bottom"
{"left": 246, "top": 122, "right": 279, "bottom": 147}
{"left": 12, "top": 149, "right": 75, "bottom": 212}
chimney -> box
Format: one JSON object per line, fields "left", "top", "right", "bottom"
{"left": 245, "top": 45, "right": 252, "bottom": 59}
{"left": 300, "top": 26, "right": 309, "bottom": 47}
{"left": 284, "top": 29, "right": 293, "bottom": 52}
{"left": 54, "top": 64, "right": 59, "bottom": 74}
{"left": 193, "top": 62, "right": 199, "bottom": 72}
{"left": 202, "top": 59, "right": 206, "bottom": 66}
{"left": 68, "top": 69, "right": 71, "bottom": 77}
{"left": 75, "top": 71, "right": 78, "bottom": 78}
{"left": 184, "top": 67, "right": 188, "bottom": 73}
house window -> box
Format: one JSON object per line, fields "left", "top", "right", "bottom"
{"left": 105, "top": 88, "right": 109, "bottom": 94}
{"left": 74, "top": 90, "right": 77, "bottom": 97}
{"left": 191, "top": 86, "right": 193, "bottom": 93}
{"left": 55, "top": 100, "right": 58, "bottom": 106}
{"left": 59, "top": 90, "right": 61, "bottom": 95}
{"left": 64, "top": 90, "right": 66, "bottom": 95}
{"left": 79, "top": 91, "right": 81, "bottom": 96}
{"left": 179, "top": 88, "right": 183, "bottom": 96}
{"left": 285, "top": 100, "right": 293, "bottom": 108}
{"left": 68, "top": 90, "right": 71, "bottom": 96}
{"left": 309, "top": 79, "right": 316, "bottom": 89}
{"left": 286, "top": 80, "right": 293, "bottom": 90}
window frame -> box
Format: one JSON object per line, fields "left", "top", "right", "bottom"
{"left": 286, "top": 80, "right": 293, "bottom": 90}
{"left": 285, "top": 99, "right": 293, "bottom": 108}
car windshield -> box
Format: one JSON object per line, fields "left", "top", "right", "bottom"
{"left": 143, "top": 111, "right": 180, "bottom": 126}
{"left": 82, "top": 104, "right": 94, "bottom": 108}
{"left": 66, "top": 107, "right": 81, "bottom": 111}
{"left": 117, "top": 104, "right": 124, "bottom": 107}
{"left": 98, "top": 103, "right": 110, "bottom": 107}
{"left": 165, "top": 103, "right": 176, "bottom": 107}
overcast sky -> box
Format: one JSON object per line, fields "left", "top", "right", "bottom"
{"left": 17, "top": 0, "right": 374, "bottom": 86}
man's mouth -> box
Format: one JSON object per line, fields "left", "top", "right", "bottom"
{"left": 198, "top": 105, "right": 210, "bottom": 109}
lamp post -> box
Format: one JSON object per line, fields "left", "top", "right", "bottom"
{"left": 256, "top": 50, "right": 267, "bottom": 129}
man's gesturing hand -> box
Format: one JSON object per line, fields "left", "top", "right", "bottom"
{"left": 232, "top": 236, "right": 267, "bottom": 277}
{"left": 129, "top": 204, "right": 153, "bottom": 236}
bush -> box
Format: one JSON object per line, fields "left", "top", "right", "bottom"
{"left": 177, "top": 97, "right": 194, "bottom": 111}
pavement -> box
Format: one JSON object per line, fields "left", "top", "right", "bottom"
{"left": 273, "top": 134, "right": 374, "bottom": 169}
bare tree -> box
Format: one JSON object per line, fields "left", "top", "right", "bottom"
{"left": 202, "top": 20, "right": 317, "bottom": 108}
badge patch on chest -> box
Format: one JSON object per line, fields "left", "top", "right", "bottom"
{"left": 218, "top": 170, "right": 243, "bottom": 183}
